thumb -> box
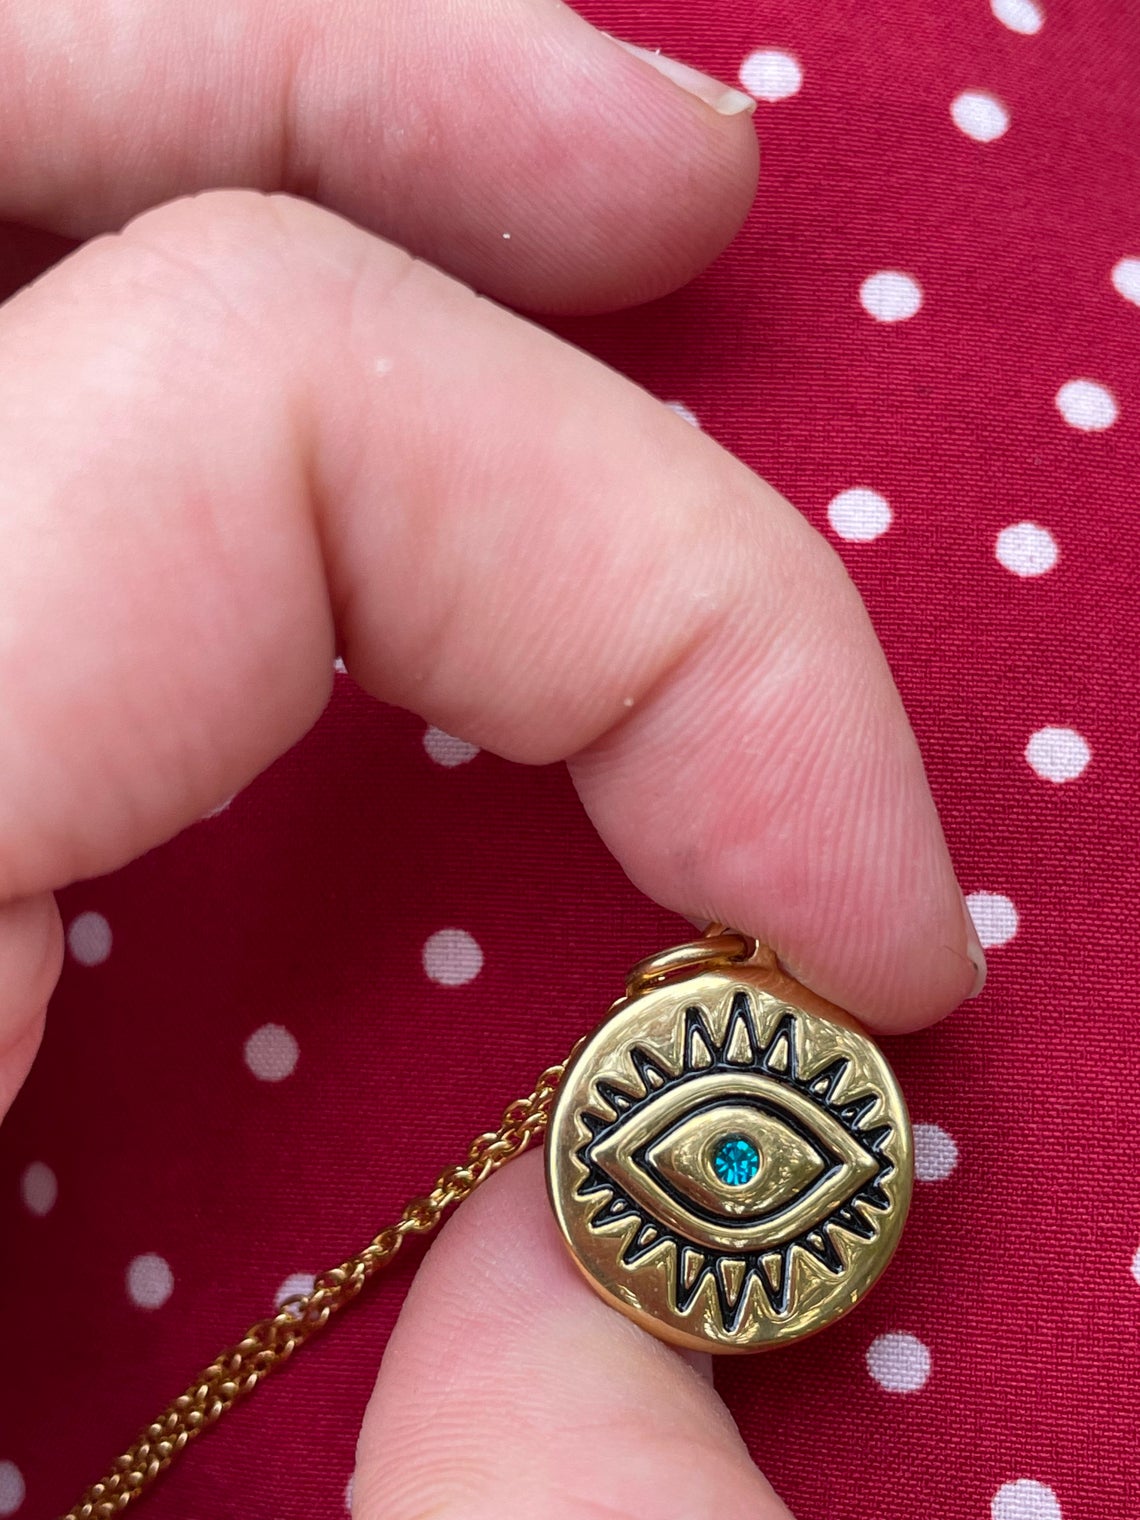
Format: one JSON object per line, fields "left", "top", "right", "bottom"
{"left": 354, "top": 1150, "right": 794, "bottom": 1520}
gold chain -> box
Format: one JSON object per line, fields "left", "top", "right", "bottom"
{"left": 62, "top": 1059, "right": 571, "bottom": 1520}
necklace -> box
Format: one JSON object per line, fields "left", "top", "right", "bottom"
{"left": 64, "top": 926, "right": 912, "bottom": 1517}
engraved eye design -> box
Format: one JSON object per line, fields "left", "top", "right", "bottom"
{"left": 575, "top": 992, "right": 896, "bottom": 1332}
{"left": 652, "top": 1100, "right": 830, "bottom": 1216}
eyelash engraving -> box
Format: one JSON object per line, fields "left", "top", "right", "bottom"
{"left": 573, "top": 991, "right": 896, "bottom": 1334}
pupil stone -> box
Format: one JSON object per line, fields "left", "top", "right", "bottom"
{"left": 712, "top": 1135, "right": 760, "bottom": 1187}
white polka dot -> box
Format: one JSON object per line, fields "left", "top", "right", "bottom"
{"left": 0, "top": 1462, "right": 24, "bottom": 1517}
{"left": 827, "top": 487, "right": 892, "bottom": 543}
{"left": 422, "top": 928, "right": 483, "bottom": 987}
{"left": 244, "top": 1023, "right": 299, "bottom": 1081}
{"left": 965, "top": 891, "right": 1019, "bottom": 948}
{"left": 276, "top": 1271, "right": 316, "bottom": 1315}
{"left": 866, "top": 1332, "right": 931, "bottom": 1393}
{"left": 345, "top": 1473, "right": 355, "bottom": 1513}
{"left": 992, "top": 1479, "right": 1063, "bottom": 1520}
{"left": 951, "top": 91, "right": 1010, "bottom": 142}
{"left": 66, "top": 910, "right": 112, "bottom": 966}
{"left": 913, "top": 1124, "right": 959, "bottom": 1182}
{"left": 1111, "top": 257, "right": 1140, "bottom": 308}
{"left": 333, "top": 655, "right": 348, "bottom": 674}
{"left": 991, "top": 0, "right": 1044, "bottom": 34}
{"left": 739, "top": 49, "right": 802, "bottom": 102}
{"left": 1130, "top": 1242, "right": 1140, "bottom": 1288}
{"left": 1055, "top": 378, "right": 1118, "bottom": 431}
{"left": 1025, "top": 726, "right": 1090, "bottom": 784}
{"left": 127, "top": 1252, "right": 174, "bottom": 1310}
{"left": 20, "top": 1161, "right": 57, "bottom": 1217}
{"left": 859, "top": 271, "right": 923, "bottom": 323}
{"left": 423, "top": 726, "right": 480, "bottom": 768}
{"left": 666, "top": 401, "right": 700, "bottom": 427}
{"left": 995, "top": 521, "right": 1058, "bottom": 577}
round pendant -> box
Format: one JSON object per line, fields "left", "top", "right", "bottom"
{"left": 545, "top": 940, "right": 913, "bottom": 1353}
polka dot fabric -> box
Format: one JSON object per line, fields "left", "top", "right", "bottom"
{"left": 1, "top": 2, "right": 1137, "bottom": 1517}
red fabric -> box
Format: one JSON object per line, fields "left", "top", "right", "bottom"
{"left": 3, "top": 1, "right": 1138, "bottom": 1516}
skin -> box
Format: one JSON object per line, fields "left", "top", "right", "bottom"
{"left": 0, "top": 1, "right": 986, "bottom": 1513}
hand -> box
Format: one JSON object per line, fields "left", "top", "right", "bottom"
{"left": 0, "top": 1, "right": 984, "bottom": 1514}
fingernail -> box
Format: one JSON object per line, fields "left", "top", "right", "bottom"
{"left": 607, "top": 36, "right": 757, "bottom": 116}
{"left": 959, "top": 891, "right": 988, "bottom": 999}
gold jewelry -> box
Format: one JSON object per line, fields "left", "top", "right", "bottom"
{"left": 64, "top": 928, "right": 911, "bottom": 1517}
{"left": 546, "top": 928, "right": 912, "bottom": 1352}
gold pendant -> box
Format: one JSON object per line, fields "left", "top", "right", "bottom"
{"left": 546, "top": 929, "right": 913, "bottom": 1353}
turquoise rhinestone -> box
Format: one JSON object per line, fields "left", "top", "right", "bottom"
{"left": 712, "top": 1134, "right": 760, "bottom": 1187}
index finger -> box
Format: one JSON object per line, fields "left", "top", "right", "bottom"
{"left": 0, "top": 190, "right": 980, "bottom": 1075}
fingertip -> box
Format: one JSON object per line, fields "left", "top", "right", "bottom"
{"left": 568, "top": 533, "right": 983, "bottom": 1041}
{"left": 675, "top": 905, "right": 980, "bottom": 1036}
{"left": 0, "top": 892, "right": 63, "bottom": 1029}
{"left": 773, "top": 920, "right": 983, "bottom": 1036}
{"left": 0, "top": 892, "right": 62, "bottom": 1119}
{"left": 378, "top": 19, "right": 761, "bottom": 315}
{"left": 518, "top": 31, "right": 762, "bottom": 313}
{"left": 719, "top": 859, "right": 983, "bottom": 1035}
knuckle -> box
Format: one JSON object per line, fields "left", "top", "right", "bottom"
{"left": 70, "top": 189, "right": 417, "bottom": 384}
{"left": 121, "top": 185, "right": 312, "bottom": 251}
{"left": 77, "top": 189, "right": 303, "bottom": 349}
{"left": 114, "top": 188, "right": 304, "bottom": 294}
{"left": 104, "top": 189, "right": 413, "bottom": 334}
{"left": 129, "top": 190, "right": 307, "bottom": 305}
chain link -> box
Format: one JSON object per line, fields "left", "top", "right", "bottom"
{"left": 61, "top": 1059, "right": 571, "bottom": 1520}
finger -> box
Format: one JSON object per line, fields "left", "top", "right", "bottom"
{"left": 0, "top": 0, "right": 758, "bottom": 313}
{"left": 0, "top": 895, "right": 61, "bottom": 1114}
{"left": 0, "top": 190, "right": 976, "bottom": 1096}
{"left": 354, "top": 1151, "right": 795, "bottom": 1520}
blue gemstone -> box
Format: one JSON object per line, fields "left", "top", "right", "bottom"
{"left": 712, "top": 1134, "right": 760, "bottom": 1187}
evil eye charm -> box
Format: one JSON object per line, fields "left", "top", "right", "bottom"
{"left": 545, "top": 938, "right": 913, "bottom": 1353}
